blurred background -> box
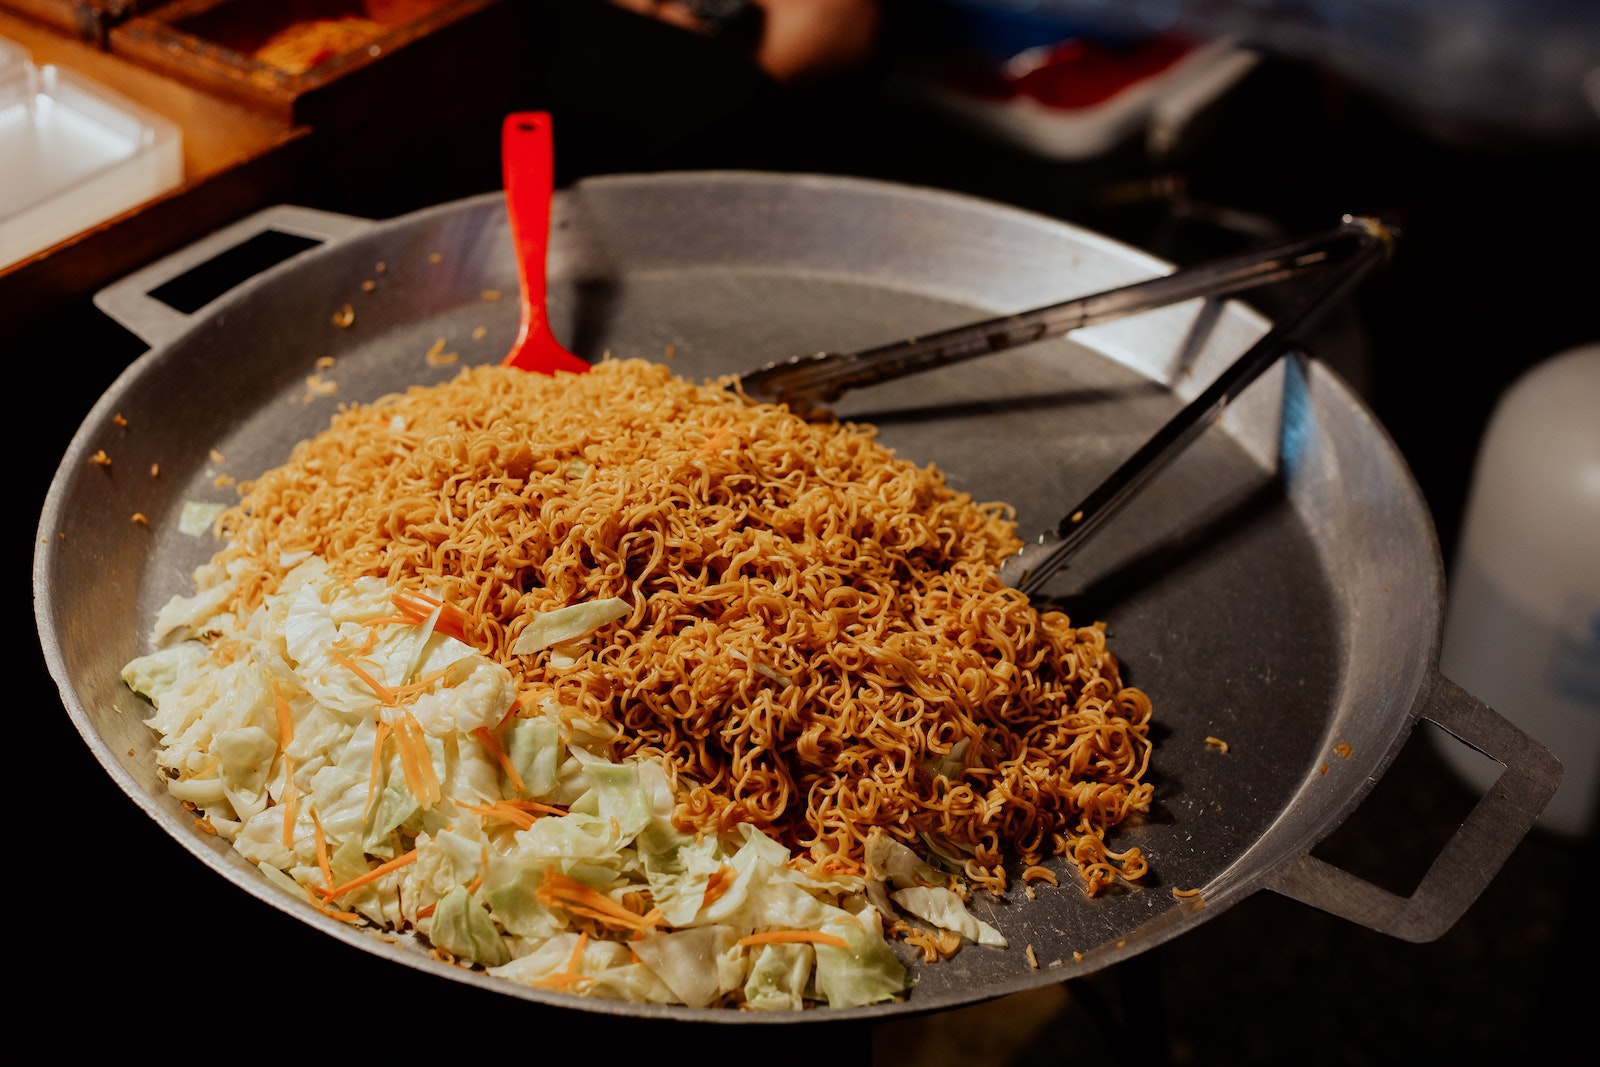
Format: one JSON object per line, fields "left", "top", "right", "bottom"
{"left": 11, "top": 1, "right": 1597, "bottom": 1062}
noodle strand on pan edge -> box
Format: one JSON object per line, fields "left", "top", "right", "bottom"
{"left": 212, "top": 358, "right": 1154, "bottom": 893}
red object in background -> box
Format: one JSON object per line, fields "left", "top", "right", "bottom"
{"left": 952, "top": 33, "right": 1199, "bottom": 109}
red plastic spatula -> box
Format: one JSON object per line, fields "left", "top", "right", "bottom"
{"left": 500, "top": 111, "right": 590, "bottom": 375}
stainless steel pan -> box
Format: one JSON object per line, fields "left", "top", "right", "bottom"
{"left": 33, "top": 173, "right": 1560, "bottom": 1024}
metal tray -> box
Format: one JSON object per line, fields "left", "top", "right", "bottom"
{"left": 34, "top": 173, "right": 1560, "bottom": 1024}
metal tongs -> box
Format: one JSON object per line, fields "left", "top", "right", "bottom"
{"left": 739, "top": 214, "right": 1397, "bottom": 596}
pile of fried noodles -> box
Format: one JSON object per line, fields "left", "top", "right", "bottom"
{"left": 213, "top": 358, "right": 1154, "bottom": 895}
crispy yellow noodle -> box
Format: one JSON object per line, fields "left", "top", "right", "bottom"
{"left": 211, "top": 359, "right": 1154, "bottom": 890}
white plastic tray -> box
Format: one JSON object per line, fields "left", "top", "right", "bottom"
{"left": 1, "top": 36, "right": 182, "bottom": 269}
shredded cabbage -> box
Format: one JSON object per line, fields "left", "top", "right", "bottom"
{"left": 122, "top": 556, "right": 974, "bottom": 1010}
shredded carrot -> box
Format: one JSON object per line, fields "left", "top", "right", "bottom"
{"left": 499, "top": 799, "right": 569, "bottom": 816}
{"left": 393, "top": 715, "right": 425, "bottom": 802}
{"left": 404, "top": 714, "right": 441, "bottom": 804}
{"left": 317, "top": 849, "right": 418, "bottom": 901}
{"left": 385, "top": 665, "right": 457, "bottom": 702}
{"left": 472, "top": 726, "right": 528, "bottom": 795}
{"left": 362, "top": 614, "right": 415, "bottom": 629}
{"left": 702, "top": 864, "right": 734, "bottom": 908}
{"left": 464, "top": 847, "right": 489, "bottom": 896}
{"left": 460, "top": 800, "right": 536, "bottom": 831}
{"left": 331, "top": 650, "right": 396, "bottom": 704}
{"left": 416, "top": 902, "right": 437, "bottom": 919}
{"left": 738, "top": 930, "right": 849, "bottom": 949}
{"left": 272, "top": 682, "right": 298, "bottom": 848}
{"left": 533, "top": 930, "right": 592, "bottom": 990}
{"left": 391, "top": 592, "right": 475, "bottom": 643}
{"left": 353, "top": 623, "right": 381, "bottom": 656}
{"left": 531, "top": 970, "right": 591, "bottom": 989}
{"left": 536, "top": 870, "right": 661, "bottom": 932}
{"left": 303, "top": 883, "right": 363, "bottom": 921}
{"left": 363, "top": 720, "right": 391, "bottom": 822}
{"left": 390, "top": 713, "right": 441, "bottom": 807}
{"left": 310, "top": 807, "right": 335, "bottom": 893}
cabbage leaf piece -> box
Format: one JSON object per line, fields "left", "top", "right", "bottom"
{"left": 891, "top": 885, "right": 1007, "bottom": 948}
{"left": 510, "top": 599, "right": 630, "bottom": 655}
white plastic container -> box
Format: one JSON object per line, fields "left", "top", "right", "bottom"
{"left": 1, "top": 37, "right": 183, "bottom": 269}
{"left": 1435, "top": 343, "right": 1600, "bottom": 838}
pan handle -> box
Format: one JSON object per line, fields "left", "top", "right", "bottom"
{"left": 1262, "top": 670, "right": 1562, "bottom": 942}
{"left": 94, "top": 206, "right": 376, "bottom": 349}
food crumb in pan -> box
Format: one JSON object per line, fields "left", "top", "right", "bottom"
{"left": 375, "top": 261, "right": 386, "bottom": 273}
{"left": 1022, "top": 866, "right": 1059, "bottom": 886}
{"left": 1073, "top": 951, "right": 1085, "bottom": 961}
{"left": 472, "top": 326, "right": 487, "bottom": 340}
{"left": 1320, "top": 763, "right": 1330, "bottom": 775}
{"left": 1026, "top": 945, "right": 1039, "bottom": 969}
{"left": 90, "top": 450, "right": 110, "bottom": 466}
{"left": 209, "top": 449, "right": 226, "bottom": 465}
{"left": 362, "top": 280, "right": 377, "bottom": 292}
{"left": 425, "top": 338, "right": 458, "bottom": 366}
{"left": 305, "top": 376, "right": 338, "bottom": 397}
{"left": 1205, "top": 735, "right": 1230, "bottom": 753}
{"left": 151, "top": 464, "right": 159, "bottom": 477}
{"left": 316, "top": 356, "right": 335, "bottom": 371}
{"left": 1335, "top": 743, "right": 1352, "bottom": 759}
{"left": 132, "top": 513, "right": 148, "bottom": 525}
{"left": 332, "top": 304, "right": 356, "bottom": 328}
{"left": 481, "top": 290, "right": 502, "bottom": 301}
{"left": 1172, "top": 886, "right": 1204, "bottom": 899}
{"left": 114, "top": 413, "right": 127, "bottom": 426}
{"left": 429, "top": 253, "right": 442, "bottom": 264}
{"left": 213, "top": 474, "right": 236, "bottom": 489}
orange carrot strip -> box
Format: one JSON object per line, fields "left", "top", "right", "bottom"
{"left": 362, "top": 615, "right": 415, "bottom": 629}
{"left": 499, "top": 799, "right": 568, "bottom": 816}
{"left": 471, "top": 726, "right": 529, "bottom": 795}
{"left": 272, "top": 682, "right": 298, "bottom": 849}
{"left": 400, "top": 714, "right": 441, "bottom": 805}
{"left": 532, "top": 931, "right": 592, "bottom": 990}
{"left": 702, "top": 864, "right": 733, "bottom": 908}
{"left": 738, "top": 930, "right": 849, "bottom": 949}
{"left": 391, "top": 593, "right": 474, "bottom": 643}
{"left": 331, "top": 650, "right": 396, "bottom": 704}
{"left": 393, "top": 715, "right": 425, "bottom": 803}
{"left": 363, "top": 720, "right": 391, "bottom": 822}
{"left": 321, "top": 908, "right": 366, "bottom": 927}
{"left": 460, "top": 801, "right": 536, "bottom": 831}
{"left": 310, "top": 808, "right": 334, "bottom": 893}
{"left": 386, "top": 665, "right": 456, "bottom": 700}
{"left": 536, "top": 871, "right": 661, "bottom": 932}
{"left": 564, "top": 931, "right": 588, "bottom": 974}
{"left": 531, "top": 970, "right": 592, "bottom": 989}
{"left": 316, "top": 849, "right": 418, "bottom": 901}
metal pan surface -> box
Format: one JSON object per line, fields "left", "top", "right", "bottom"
{"left": 34, "top": 173, "right": 1559, "bottom": 1024}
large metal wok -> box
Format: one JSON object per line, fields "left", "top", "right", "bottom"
{"left": 33, "top": 173, "right": 1559, "bottom": 1024}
